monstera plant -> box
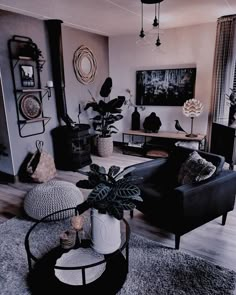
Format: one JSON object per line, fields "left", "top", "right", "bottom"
{"left": 77, "top": 163, "right": 142, "bottom": 220}
{"left": 85, "top": 77, "right": 125, "bottom": 157}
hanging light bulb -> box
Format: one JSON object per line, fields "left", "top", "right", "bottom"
{"left": 153, "top": 4, "right": 159, "bottom": 28}
{"left": 155, "top": 3, "right": 161, "bottom": 47}
{"left": 139, "top": 3, "right": 145, "bottom": 38}
{"left": 136, "top": 2, "right": 151, "bottom": 47}
{"left": 155, "top": 34, "right": 161, "bottom": 47}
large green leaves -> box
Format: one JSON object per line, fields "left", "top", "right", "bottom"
{"left": 115, "top": 181, "right": 142, "bottom": 202}
{"left": 107, "top": 203, "right": 124, "bottom": 220}
{"left": 76, "top": 163, "right": 142, "bottom": 220}
{"left": 84, "top": 95, "right": 125, "bottom": 137}
{"left": 108, "top": 165, "right": 120, "bottom": 177}
{"left": 88, "top": 183, "right": 111, "bottom": 204}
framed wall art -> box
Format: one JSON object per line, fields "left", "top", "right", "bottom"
{"left": 136, "top": 67, "right": 196, "bottom": 106}
{"left": 20, "top": 65, "right": 35, "bottom": 87}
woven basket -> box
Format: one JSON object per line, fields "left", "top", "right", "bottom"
{"left": 26, "top": 140, "right": 56, "bottom": 183}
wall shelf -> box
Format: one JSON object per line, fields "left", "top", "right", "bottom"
{"left": 19, "top": 117, "right": 51, "bottom": 124}
{"left": 8, "top": 35, "right": 50, "bottom": 138}
{"left": 16, "top": 89, "right": 45, "bottom": 93}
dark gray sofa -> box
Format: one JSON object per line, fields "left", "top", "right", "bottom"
{"left": 127, "top": 146, "right": 236, "bottom": 249}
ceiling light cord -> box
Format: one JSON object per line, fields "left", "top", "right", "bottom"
{"left": 156, "top": 2, "right": 161, "bottom": 47}
{"left": 139, "top": 3, "right": 145, "bottom": 38}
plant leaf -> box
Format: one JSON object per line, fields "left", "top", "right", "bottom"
{"left": 90, "top": 164, "right": 100, "bottom": 173}
{"left": 108, "top": 165, "right": 120, "bottom": 177}
{"left": 88, "top": 172, "right": 106, "bottom": 187}
{"left": 98, "top": 166, "right": 106, "bottom": 175}
{"left": 92, "top": 115, "right": 102, "bottom": 121}
{"left": 87, "top": 183, "right": 111, "bottom": 204}
{"left": 108, "top": 125, "right": 119, "bottom": 131}
{"left": 115, "top": 182, "right": 140, "bottom": 198}
{"left": 93, "top": 201, "right": 109, "bottom": 211}
{"left": 112, "top": 200, "right": 136, "bottom": 211}
{"left": 84, "top": 102, "right": 100, "bottom": 112}
{"left": 76, "top": 180, "right": 94, "bottom": 189}
{"left": 107, "top": 204, "right": 123, "bottom": 220}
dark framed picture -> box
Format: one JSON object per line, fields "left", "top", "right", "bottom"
{"left": 20, "top": 65, "right": 35, "bottom": 87}
{"left": 136, "top": 67, "right": 196, "bottom": 106}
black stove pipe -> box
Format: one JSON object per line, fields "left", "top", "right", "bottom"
{"left": 45, "top": 19, "right": 74, "bottom": 126}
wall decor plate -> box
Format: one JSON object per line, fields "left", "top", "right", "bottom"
{"left": 19, "top": 94, "right": 42, "bottom": 120}
{"left": 73, "top": 45, "right": 97, "bottom": 85}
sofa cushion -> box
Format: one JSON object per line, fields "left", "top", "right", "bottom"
{"left": 178, "top": 151, "right": 216, "bottom": 185}
{"left": 166, "top": 147, "right": 224, "bottom": 185}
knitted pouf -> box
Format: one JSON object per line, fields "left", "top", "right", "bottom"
{"left": 24, "top": 180, "right": 84, "bottom": 221}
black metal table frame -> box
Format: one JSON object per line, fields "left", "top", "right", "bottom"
{"left": 25, "top": 203, "right": 130, "bottom": 286}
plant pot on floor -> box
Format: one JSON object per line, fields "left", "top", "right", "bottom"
{"left": 97, "top": 136, "right": 113, "bottom": 157}
{"left": 91, "top": 208, "right": 121, "bottom": 254}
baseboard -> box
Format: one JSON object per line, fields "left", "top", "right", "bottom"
{"left": 0, "top": 171, "right": 17, "bottom": 183}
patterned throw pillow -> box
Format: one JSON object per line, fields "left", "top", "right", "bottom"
{"left": 178, "top": 151, "right": 216, "bottom": 185}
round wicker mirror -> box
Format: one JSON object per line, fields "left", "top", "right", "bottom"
{"left": 73, "top": 45, "right": 97, "bottom": 85}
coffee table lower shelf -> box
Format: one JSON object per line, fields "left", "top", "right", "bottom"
{"left": 28, "top": 246, "right": 128, "bottom": 295}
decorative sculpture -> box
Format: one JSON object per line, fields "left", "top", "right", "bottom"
{"left": 174, "top": 120, "right": 186, "bottom": 133}
{"left": 143, "top": 112, "right": 162, "bottom": 133}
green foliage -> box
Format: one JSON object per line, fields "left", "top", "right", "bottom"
{"left": 84, "top": 96, "right": 125, "bottom": 138}
{"left": 76, "top": 164, "right": 142, "bottom": 220}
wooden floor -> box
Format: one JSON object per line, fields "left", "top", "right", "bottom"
{"left": 1, "top": 151, "right": 236, "bottom": 288}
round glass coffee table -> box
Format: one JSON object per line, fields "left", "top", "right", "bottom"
{"left": 25, "top": 205, "right": 130, "bottom": 294}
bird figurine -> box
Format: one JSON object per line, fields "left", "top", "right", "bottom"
{"left": 174, "top": 120, "right": 187, "bottom": 133}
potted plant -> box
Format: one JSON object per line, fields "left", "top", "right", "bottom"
{"left": 77, "top": 163, "right": 142, "bottom": 254}
{"left": 85, "top": 77, "right": 125, "bottom": 157}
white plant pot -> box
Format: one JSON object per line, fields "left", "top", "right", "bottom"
{"left": 91, "top": 208, "right": 121, "bottom": 254}
{"left": 97, "top": 136, "right": 113, "bottom": 157}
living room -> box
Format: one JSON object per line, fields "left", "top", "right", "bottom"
{"left": 0, "top": 0, "right": 236, "bottom": 294}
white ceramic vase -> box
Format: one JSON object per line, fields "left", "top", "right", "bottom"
{"left": 97, "top": 136, "right": 113, "bottom": 157}
{"left": 91, "top": 208, "right": 121, "bottom": 254}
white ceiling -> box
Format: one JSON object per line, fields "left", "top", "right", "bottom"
{"left": 0, "top": 0, "right": 235, "bottom": 36}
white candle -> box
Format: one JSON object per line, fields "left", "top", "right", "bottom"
{"left": 46, "top": 80, "right": 53, "bottom": 88}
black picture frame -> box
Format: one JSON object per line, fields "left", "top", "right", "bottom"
{"left": 136, "top": 67, "right": 196, "bottom": 106}
{"left": 20, "top": 65, "right": 35, "bottom": 87}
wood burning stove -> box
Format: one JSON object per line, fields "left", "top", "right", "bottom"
{"left": 45, "top": 20, "right": 92, "bottom": 170}
{"left": 52, "top": 124, "right": 92, "bottom": 171}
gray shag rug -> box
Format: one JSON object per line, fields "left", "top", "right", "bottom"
{"left": 0, "top": 217, "right": 235, "bottom": 295}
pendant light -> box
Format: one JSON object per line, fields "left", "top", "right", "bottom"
{"left": 139, "top": 0, "right": 164, "bottom": 48}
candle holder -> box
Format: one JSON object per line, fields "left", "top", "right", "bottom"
{"left": 43, "top": 80, "right": 54, "bottom": 99}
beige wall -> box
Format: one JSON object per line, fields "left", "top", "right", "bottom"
{"left": 109, "top": 23, "right": 217, "bottom": 141}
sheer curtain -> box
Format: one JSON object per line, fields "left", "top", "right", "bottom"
{"left": 207, "top": 15, "right": 236, "bottom": 148}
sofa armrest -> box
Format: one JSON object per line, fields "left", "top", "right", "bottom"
{"left": 174, "top": 170, "right": 236, "bottom": 218}
{"left": 125, "top": 158, "right": 168, "bottom": 182}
